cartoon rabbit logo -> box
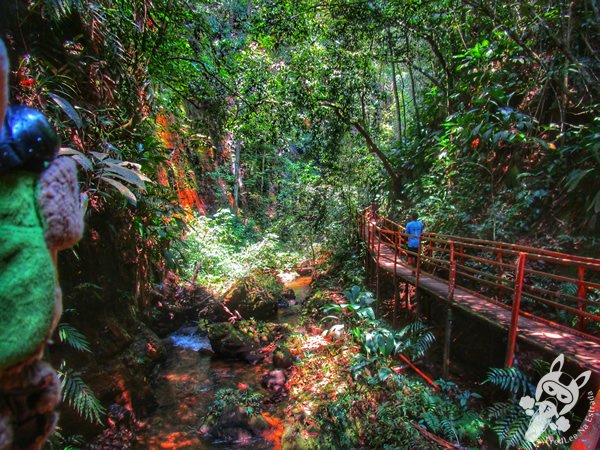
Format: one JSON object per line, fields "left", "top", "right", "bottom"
{"left": 519, "top": 354, "right": 591, "bottom": 443}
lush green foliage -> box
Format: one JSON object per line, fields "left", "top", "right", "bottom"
{"left": 58, "top": 365, "right": 106, "bottom": 425}
{"left": 419, "top": 381, "right": 484, "bottom": 447}
{"left": 3, "top": 0, "right": 598, "bottom": 445}
{"left": 284, "top": 285, "right": 484, "bottom": 448}
{"left": 324, "top": 286, "right": 435, "bottom": 384}
{"left": 56, "top": 323, "right": 105, "bottom": 426}
{"left": 181, "top": 209, "right": 303, "bottom": 292}
{"left": 206, "top": 387, "right": 264, "bottom": 419}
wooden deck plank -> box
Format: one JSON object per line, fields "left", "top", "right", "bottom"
{"left": 368, "top": 236, "right": 600, "bottom": 375}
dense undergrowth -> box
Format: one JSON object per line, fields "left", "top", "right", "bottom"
{"left": 181, "top": 209, "right": 307, "bottom": 294}
{"left": 286, "top": 284, "right": 487, "bottom": 448}
{"left": 283, "top": 279, "right": 574, "bottom": 450}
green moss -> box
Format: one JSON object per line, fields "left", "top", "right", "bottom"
{"left": 223, "top": 272, "right": 285, "bottom": 320}
{"left": 300, "top": 290, "right": 331, "bottom": 323}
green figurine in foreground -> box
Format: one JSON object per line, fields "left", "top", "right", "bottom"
{"left": 0, "top": 39, "right": 84, "bottom": 449}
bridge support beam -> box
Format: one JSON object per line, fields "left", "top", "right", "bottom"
{"left": 393, "top": 276, "right": 399, "bottom": 327}
{"left": 375, "top": 263, "right": 380, "bottom": 318}
{"left": 442, "top": 307, "right": 453, "bottom": 379}
{"left": 443, "top": 262, "right": 457, "bottom": 379}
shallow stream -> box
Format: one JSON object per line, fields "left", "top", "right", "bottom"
{"left": 135, "top": 274, "right": 312, "bottom": 449}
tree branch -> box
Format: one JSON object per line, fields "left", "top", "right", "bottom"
{"left": 321, "top": 101, "right": 400, "bottom": 185}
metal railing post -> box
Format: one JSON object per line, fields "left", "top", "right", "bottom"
{"left": 497, "top": 247, "right": 504, "bottom": 301}
{"left": 505, "top": 252, "right": 526, "bottom": 368}
{"left": 370, "top": 222, "right": 375, "bottom": 254}
{"left": 577, "top": 266, "right": 587, "bottom": 332}
{"left": 414, "top": 236, "right": 423, "bottom": 316}
{"left": 443, "top": 260, "right": 457, "bottom": 378}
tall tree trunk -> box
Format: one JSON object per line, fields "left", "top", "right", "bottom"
{"left": 322, "top": 101, "right": 403, "bottom": 199}
{"left": 399, "top": 69, "right": 408, "bottom": 142}
{"left": 407, "top": 62, "right": 420, "bottom": 134}
{"left": 406, "top": 35, "right": 421, "bottom": 135}
{"left": 260, "top": 150, "right": 266, "bottom": 194}
{"left": 233, "top": 141, "right": 241, "bottom": 215}
{"left": 391, "top": 60, "right": 402, "bottom": 143}
{"left": 388, "top": 31, "right": 402, "bottom": 143}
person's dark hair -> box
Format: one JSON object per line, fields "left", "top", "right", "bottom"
{"left": 411, "top": 212, "right": 419, "bottom": 221}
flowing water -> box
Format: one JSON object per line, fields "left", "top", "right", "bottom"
{"left": 135, "top": 274, "right": 312, "bottom": 449}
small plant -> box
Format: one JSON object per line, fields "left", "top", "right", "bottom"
{"left": 55, "top": 320, "right": 105, "bottom": 425}
{"left": 205, "top": 388, "right": 264, "bottom": 419}
{"left": 418, "top": 386, "right": 484, "bottom": 447}
{"left": 325, "top": 286, "right": 434, "bottom": 384}
{"left": 57, "top": 364, "right": 106, "bottom": 424}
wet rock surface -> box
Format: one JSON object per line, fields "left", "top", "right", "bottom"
{"left": 262, "top": 369, "right": 287, "bottom": 392}
{"left": 150, "top": 272, "right": 221, "bottom": 337}
{"left": 207, "top": 322, "right": 260, "bottom": 361}
{"left": 222, "top": 273, "right": 284, "bottom": 321}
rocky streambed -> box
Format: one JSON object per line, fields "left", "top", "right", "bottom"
{"left": 134, "top": 274, "right": 312, "bottom": 449}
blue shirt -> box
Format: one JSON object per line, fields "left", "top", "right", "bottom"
{"left": 406, "top": 220, "right": 424, "bottom": 248}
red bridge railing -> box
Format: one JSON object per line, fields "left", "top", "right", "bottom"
{"left": 358, "top": 210, "right": 600, "bottom": 367}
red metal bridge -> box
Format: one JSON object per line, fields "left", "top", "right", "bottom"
{"left": 358, "top": 209, "right": 600, "bottom": 374}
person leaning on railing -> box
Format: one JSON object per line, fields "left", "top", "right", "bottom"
{"left": 406, "top": 213, "right": 424, "bottom": 267}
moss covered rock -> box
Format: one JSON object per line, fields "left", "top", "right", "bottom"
{"left": 207, "top": 320, "right": 291, "bottom": 362}
{"left": 207, "top": 322, "right": 260, "bottom": 360}
{"left": 223, "top": 272, "right": 284, "bottom": 320}
{"left": 201, "top": 388, "right": 267, "bottom": 444}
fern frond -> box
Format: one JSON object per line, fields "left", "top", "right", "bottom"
{"left": 420, "top": 412, "right": 440, "bottom": 432}
{"left": 504, "top": 413, "right": 534, "bottom": 450}
{"left": 58, "top": 323, "right": 91, "bottom": 353}
{"left": 440, "top": 417, "right": 459, "bottom": 443}
{"left": 58, "top": 369, "right": 105, "bottom": 424}
{"left": 484, "top": 367, "right": 534, "bottom": 396}
{"left": 394, "top": 319, "right": 435, "bottom": 359}
{"left": 560, "top": 282, "right": 578, "bottom": 297}
{"left": 407, "top": 329, "right": 436, "bottom": 359}
{"left": 486, "top": 401, "right": 514, "bottom": 419}
{"left": 490, "top": 404, "right": 534, "bottom": 450}
{"left": 40, "top": 0, "right": 86, "bottom": 22}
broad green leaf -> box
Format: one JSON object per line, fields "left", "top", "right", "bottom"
{"left": 377, "top": 367, "right": 393, "bottom": 382}
{"left": 49, "top": 93, "right": 83, "bottom": 128}
{"left": 565, "top": 168, "right": 593, "bottom": 192}
{"left": 58, "top": 148, "right": 93, "bottom": 171}
{"left": 102, "top": 162, "right": 147, "bottom": 189}
{"left": 101, "top": 177, "right": 137, "bottom": 205}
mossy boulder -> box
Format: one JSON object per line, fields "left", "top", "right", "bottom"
{"left": 207, "top": 320, "right": 291, "bottom": 362}
{"left": 207, "top": 322, "right": 260, "bottom": 361}
{"left": 223, "top": 272, "right": 284, "bottom": 320}
{"left": 201, "top": 388, "right": 267, "bottom": 444}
